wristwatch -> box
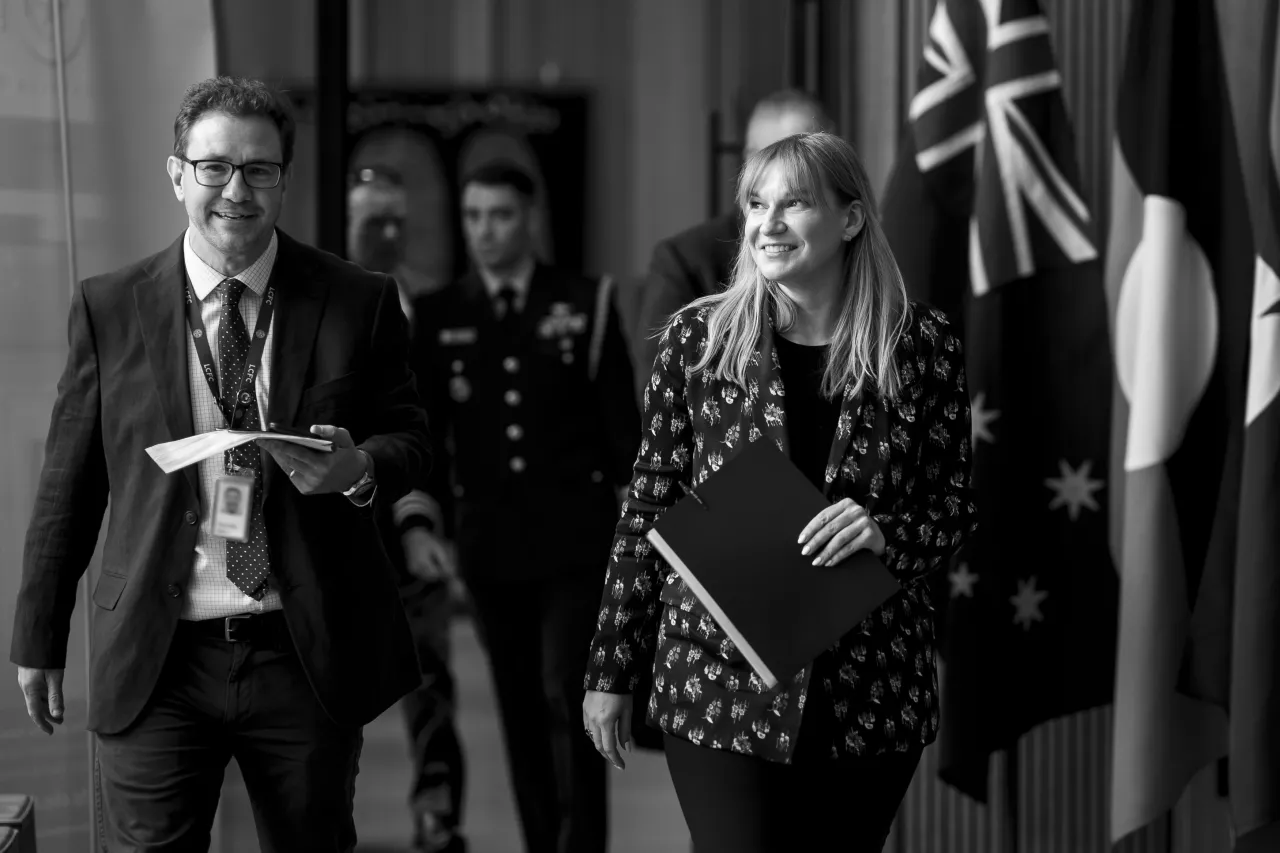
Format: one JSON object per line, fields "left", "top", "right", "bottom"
{"left": 342, "top": 450, "right": 376, "bottom": 498}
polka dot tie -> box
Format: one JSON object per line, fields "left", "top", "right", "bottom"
{"left": 220, "top": 279, "right": 271, "bottom": 600}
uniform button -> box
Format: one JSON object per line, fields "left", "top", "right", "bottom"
{"left": 166, "top": 584, "right": 181, "bottom": 598}
{"left": 453, "top": 484, "right": 465, "bottom": 498}
{"left": 451, "top": 359, "right": 464, "bottom": 374}
{"left": 509, "top": 456, "right": 526, "bottom": 473}
{"left": 184, "top": 510, "right": 198, "bottom": 525}
{"left": 503, "top": 356, "right": 520, "bottom": 373}
{"left": 504, "top": 389, "right": 521, "bottom": 406}
{"left": 506, "top": 424, "right": 524, "bottom": 441}
{"left": 591, "top": 470, "right": 604, "bottom": 483}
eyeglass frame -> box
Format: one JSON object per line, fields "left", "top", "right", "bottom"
{"left": 178, "top": 156, "right": 286, "bottom": 189}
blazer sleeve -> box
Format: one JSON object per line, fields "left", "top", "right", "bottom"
{"left": 873, "top": 310, "right": 979, "bottom": 583}
{"left": 630, "top": 239, "right": 699, "bottom": 399}
{"left": 356, "top": 275, "right": 431, "bottom": 505}
{"left": 584, "top": 311, "right": 696, "bottom": 694}
{"left": 401, "top": 291, "right": 455, "bottom": 535}
{"left": 12, "top": 281, "right": 110, "bottom": 669}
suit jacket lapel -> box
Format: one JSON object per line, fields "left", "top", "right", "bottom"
{"left": 748, "top": 310, "right": 789, "bottom": 455}
{"left": 135, "top": 235, "right": 199, "bottom": 499}
{"left": 263, "top": 231, "right": 328, "bottom": 503}
{"left": 823, "top": 382, "right": 861, "bottom": 499}
{"left": 517, "top": 265, "right": 558, "bottom": 342}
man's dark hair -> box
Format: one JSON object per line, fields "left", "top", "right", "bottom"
{"left": 173, "top": 76, "right": 297, "bottom": 167}
{"left": 460, "top": 160, "right": 536, "bottom": 199}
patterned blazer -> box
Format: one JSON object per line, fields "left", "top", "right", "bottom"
{"left": 584, "top": 300, "right": 977, "bottom": 762}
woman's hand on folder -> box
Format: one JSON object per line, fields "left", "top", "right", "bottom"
{"left": 582, "top": 691, "right": 632, "bottom": 770}
{"left": 797, "top": 498, "right": 886, "bottom": 566}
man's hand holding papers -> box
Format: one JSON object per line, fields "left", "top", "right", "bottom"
{"left": 145, "top": 427, "right": 332, "bottom": 475}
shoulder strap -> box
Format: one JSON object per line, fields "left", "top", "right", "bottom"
{"left": 587, "top": 273, "right": 615, "bottom": 382}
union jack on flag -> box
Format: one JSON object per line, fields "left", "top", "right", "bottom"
{"left": 909, "top": 0, "right": 1097, "bottom": 296}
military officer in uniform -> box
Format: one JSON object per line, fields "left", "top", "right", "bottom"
{"left": 404, "top": 161, "right": 638, "bottom": 853}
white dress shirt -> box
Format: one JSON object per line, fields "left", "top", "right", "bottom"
{"left": 477, "top": 254, "right": 536, "bottom": 314}
{"left": 181, "top": 229, "right": 283, "bottom": 620}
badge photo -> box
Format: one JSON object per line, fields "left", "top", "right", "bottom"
{"left": 211, "top": 476, "right": 255, "bottom": 542}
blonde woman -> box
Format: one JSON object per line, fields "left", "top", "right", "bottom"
{"left": 582, "top": 132, "right": 977, "bottom": 852}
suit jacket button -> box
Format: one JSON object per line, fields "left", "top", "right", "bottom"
{"left": 504, "top": 389, "right": 521, "bottom": 406}
{"left": 509, "top": 456, "right": 526, "bottom": 473}
{"left": 184, "top": 510, "right": 198, "bottom": 525}
{"left": 167, "top": 584, "right": 181, "bottom": 598}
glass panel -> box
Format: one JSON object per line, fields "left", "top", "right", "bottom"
{"left": 2, "top": 2, "right": 215, "bottom": 848}
{"left": 0, "top": 5, "right": 93, "bottom": 850}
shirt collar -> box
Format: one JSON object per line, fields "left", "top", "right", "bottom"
{"left": 183, "top": 229, "right": 279, "bottom": 300}
{"left": 477, "top": 255, "right": 536, "bottom": 303}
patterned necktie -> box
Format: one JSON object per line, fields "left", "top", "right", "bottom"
{"left": 220, "top": 279, "right": 271, "bottom": 599}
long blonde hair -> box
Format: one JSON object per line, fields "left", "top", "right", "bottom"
{"left": 685, "top": 132, "right": 911, "bottom": 400}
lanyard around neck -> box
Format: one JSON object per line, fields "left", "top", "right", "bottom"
{"left": 184, "top": 279, "right": 276, "bottom": 428}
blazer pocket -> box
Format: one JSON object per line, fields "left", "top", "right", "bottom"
{"left": 92, "top": 572, "right": 126, "bottom": 611}
{"left": 298, "top": 371, "right": 366, "bottom": 414}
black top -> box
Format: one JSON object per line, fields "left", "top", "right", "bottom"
{"left": 774, "top": 334, "right": 841, "bottom": 492}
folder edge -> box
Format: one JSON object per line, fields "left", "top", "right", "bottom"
{"left": 645, "top": 527, "right": 780, "bottom": 690}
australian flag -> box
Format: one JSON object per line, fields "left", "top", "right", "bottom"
{"left": 881, "top": 0, "right": 1116, "bottom": 801}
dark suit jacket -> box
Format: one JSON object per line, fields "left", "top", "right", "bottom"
{"left": 630, "top": 212, "right": 741, "bottom": 395}
{"left": 586, "top": 302, "right": 979, "bottom": 762}
{"left": 10, "top": 230, "right": 429, "bottom": 734}
{"left": 409, "top": 265, "right": 638, "bottom": 579}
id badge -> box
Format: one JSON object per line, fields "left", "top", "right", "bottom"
{"left": 211, "top": 475, "right": 255, "bottom": 542}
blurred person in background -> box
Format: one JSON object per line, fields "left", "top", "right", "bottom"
{"left": 583, "top": 132, "right": 977, "bottom": 852}
{"left": 348, "top": 168, "right": 468, "bottom": 853}
{"left": 347, "top": 165, "right": 447, "bottom": 328}
{"left": 399, "top": 160, "right": 639, "bottom": 853}
{"left": 11, "top": 76, "right": 428, "bottom": 852}
{"left": 629, "top": 89, "right": 837, "bottom": 394}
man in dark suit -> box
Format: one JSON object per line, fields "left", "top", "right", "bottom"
{"left": 629, "top": 89, "right": 836, "bottom": 392}
{"left": 401, "top": 161, "right": 638, "bottom": 853}
{"left": 10, "top": 76, "right": 428, "bottom": 852}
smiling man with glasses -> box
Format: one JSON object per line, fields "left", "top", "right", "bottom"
{"left": 11, "top": 76, "right": 430, "bottom": 852}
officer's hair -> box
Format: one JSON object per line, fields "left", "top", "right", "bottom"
{"left": 173, "top": 76, "right": 296, "bottom": 167}
{"left": 460, "top": 161, "right": 536, "bottom": 200}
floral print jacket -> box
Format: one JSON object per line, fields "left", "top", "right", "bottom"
{"left": 584, "top": 301, "right": 977, "bottom": 763}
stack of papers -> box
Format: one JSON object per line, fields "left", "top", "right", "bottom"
{"left": 146, "top": 430, "right": 333, "bottom": 475}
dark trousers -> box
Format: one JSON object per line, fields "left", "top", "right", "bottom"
{"left": 95, "top": 614, "right": 363, "bottom": 852}
{"left": 664, "top": 732, "right": 920, "bottom": 853}
{"left": 398, "top": 577, "right": 466, "bottom": 837}
{"left": 465, "top": 571, "right": 607, "bottom": 853}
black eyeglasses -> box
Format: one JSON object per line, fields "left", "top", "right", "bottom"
{"left": 180, "top": 157, "right": 284, "bottom": 189}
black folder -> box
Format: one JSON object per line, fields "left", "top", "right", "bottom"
{"left": 647, "top": 440, "right": 901, "bottom": 689}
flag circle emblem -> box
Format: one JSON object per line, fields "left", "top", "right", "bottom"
{"left": 240, "top": 392, "right": 252, "bottom": 404}
{"left": 450, "top": 376, "right": 471, "bottom": 402}
{"left": 256, "top": 330, "right": 266, "bottom": 339}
